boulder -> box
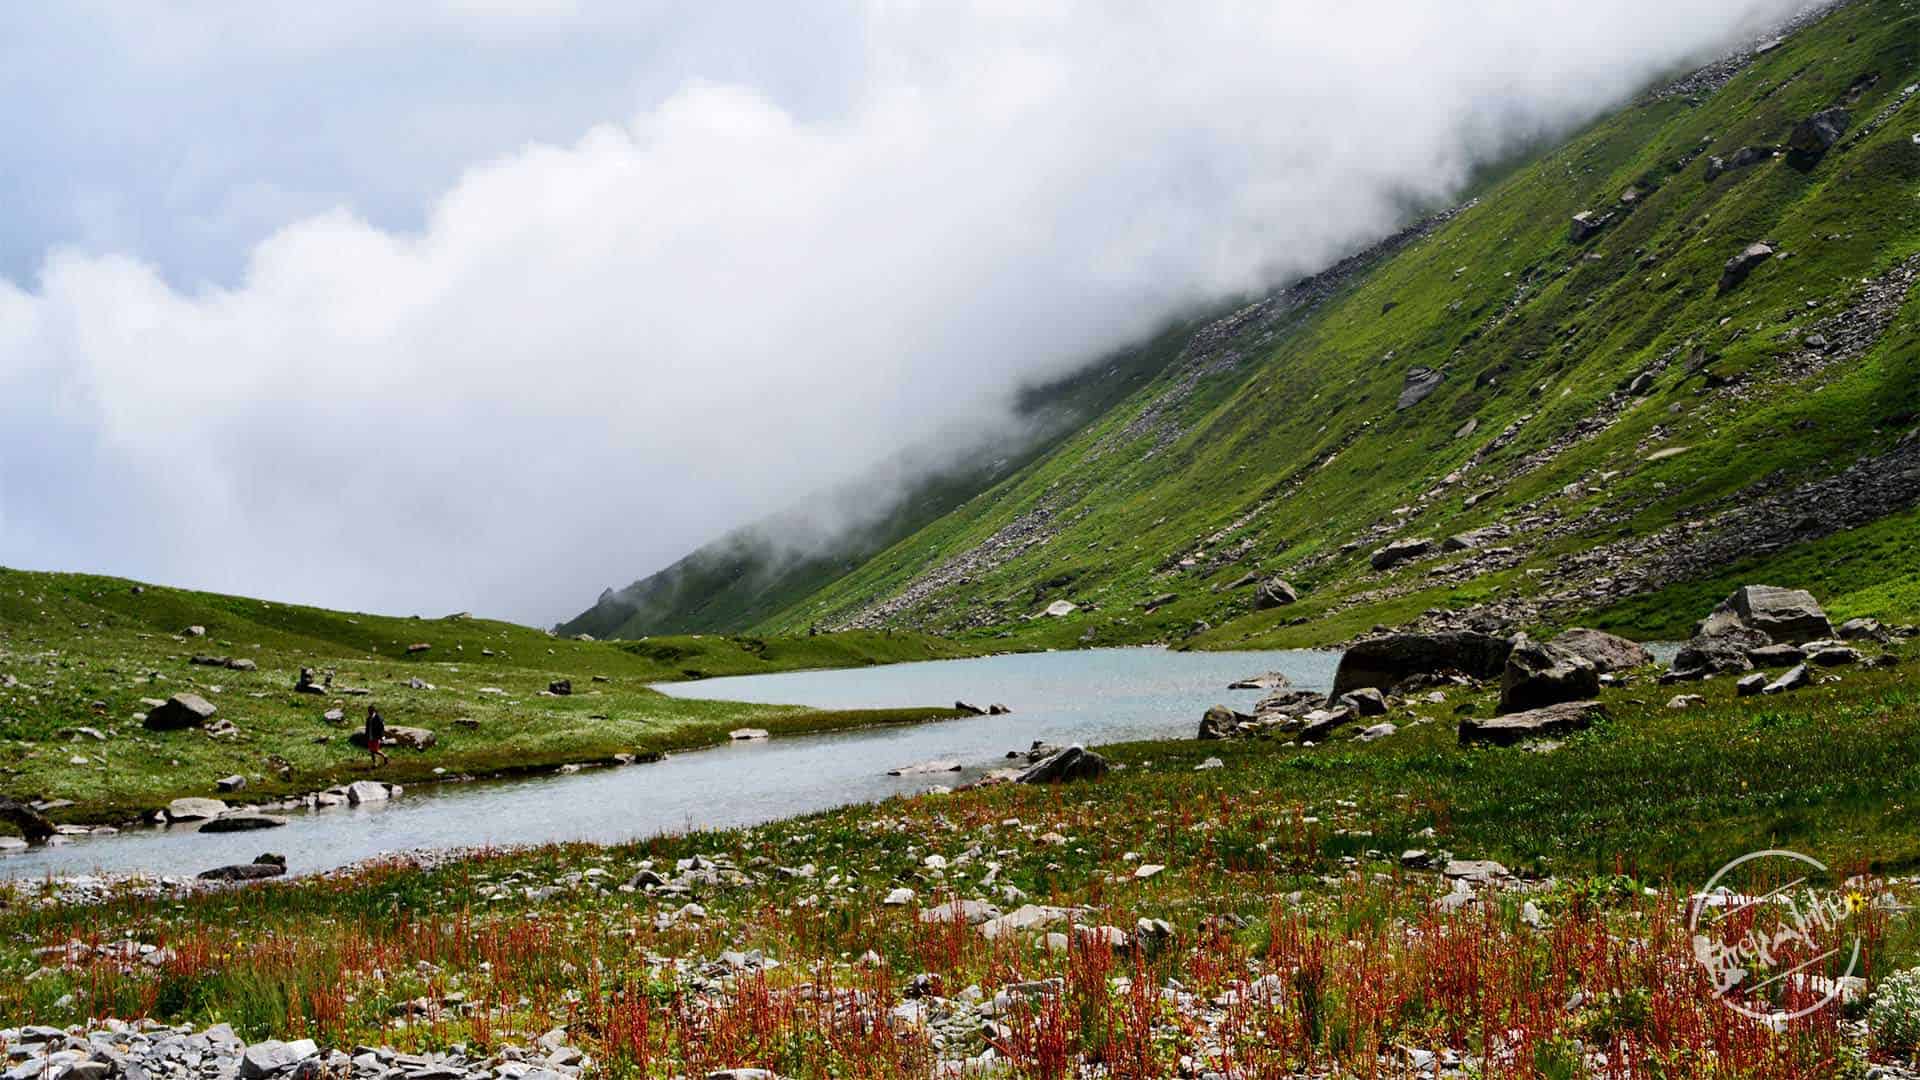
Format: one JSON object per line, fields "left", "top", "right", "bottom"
{"left": 1787, "top": 107, "right": 1850, "bottom": 156}
{"left": 1666, "top": 625, "right": 1771, "bottom": 682}
{"left": 548, "top": 679, "right": 572, "bottom": 696}
{"left": 1736, "top": 673, "right": 1769, "bottom": 697}
{"left": 350, "top": 726, "right": 435, "bottom": 750}
{"left": 215, "top": 774, "right": 248, "bottom": 793}
{"left": 729, "top": 728, "right": 770, "bottom": 741}
{"left": 1371, "top": 537, "right": 1436, "bottom": 571}
{"left": 954, "top": 700, "right": 987, "bottom": 716}
{"left": 1331, "top": 631, "right": 1514, "bottom": 697}
{"left": 1017, "top": 745, "right": 1110, "bottom": 784}
{"left": 1197, "top": 705, "right": 1250, "bottom": 740}
{"left": 1396, "top": 367, "right": 1445, "bottom": 410}
{"left": 1549, "top": 628, "right": 1653, "bottom": 673}
{"left": 294, "top": 668, "right": 327, "bottom": 695}
{"left": 1762, "top": 664, "right": 1810, "bottom": 695}
{"left": 1500, "top": 640, "right": 1599, "bottom": 713}
{"left": 1705, "top": 144, "right": 1774, "bottom": 181}
{"left": 344, "top": 780, "right": 398, "bottom": 805}
{"left": 143, "top": 693, "right": 218, "bottom": 732}
{"left": 1719, "top": 243, "right": 1774, "bottom": 292}
{"left": 200, "top": 813, "right": 288, "bottom": 833}
{"left": 238, "top": 1040, "right": 319, "bottom": 1080}
{"left": 1299, "top": 705, "right": 1358, "bottom": 743}
{"left": 1702, "top": 586, "right": 1833, "bottom": 644}
{"left": 226, "top": 658, "right": 257, "bottom": 672}
{"left": 1227, "top": 671, "right": 1290, "bottom": 690}
{"left": 1141, "top": 592, "right": 1179, "bottom": 611}
{"left": 1807, "top": 644, "right": 1862, "bottom": 667}
{"left": 1747, "top": 643, "right": 1807, "bottom": 667}
{"left": 1253, "top": 579, "right": 1299, "bottom": 609}
{"left": 1569, "top": 210, "right": 1607, "bottom": 243}
{"left": 1837, "top": 617, "right": 1888, "bottom": 643}
{"left": 165, "top": 797, "right": 229, "bottom": 823}
{"left": 1335, "top": 687, "right": 1388, "bottom": 717}
{"left": 1460, "top": 700, "right": 1606, "bottom": 747}
{"left": 1043, "top": 599, "right": 1078, "bottom": 617}
{"left": 197, "top": 853, "right": 287, "bottom": 882}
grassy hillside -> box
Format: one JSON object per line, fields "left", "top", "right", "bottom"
{"left": 719, "top": 0, "right": 1920, "bottom": 648}
{"left": 557, "top": 320, "right": 1202, "bottom": 639}
{"left": 0, "top": 566, "right": 984, "bottom": 824}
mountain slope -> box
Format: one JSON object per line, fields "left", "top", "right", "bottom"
{"left": 753, "top": 0, "right": 1920, "bottom": 646}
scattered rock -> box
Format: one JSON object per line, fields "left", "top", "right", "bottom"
{"left": 1017, "top": 745, "right": 1110, "bottom": 784}
{"left": 1396, "top": 367, "right": 1445, "bottom": 410}
{"left": 1197, "top": 705, "right": 1251, "bottom": 740}
{"left": 1837, "top": 616, "right": 1889, "bottom": 642}
{"left": 1719, "top": 242, "right": 1774, "bottom": 292}
{"left": 200, "top": 813, "right": 289, "bottom": 834}
{"left": 351, "top": 726, "right": 435, "bottom": 750}
{"left": 1459, "top": 700, "right": 1606, "bottom": 747}
{"left": 344, "top": 780, "right": 399, "bottom": 805}
{"left": 1499, "top": 639, "right": 1599, "bottom": 714}
{"left": 1736, "top": 673, "right": 1769, "bottom": 697}
{"left": 1253, "top": 579, "right": 1299, "bottom": 609}
{"left": 165, "top": 797, "right": 229, "bottom": 823}
{"left": 1335, "top": 687, "right": 1388, "bottom": 717}
{"left": 294, "top": 668, "right": 328, "bottom": 695}
{"left": 1371, "top": 537, "right": 1436, "bottom": 571}
{"left": 215, "top": 774, "right": 248, "bottom": 793}
{"left": 729, "top": 728, "right": 769, "bottom": 741}
{"left": 1787, "top": 106, "right": 1850, "bottom": 156}
{"left": 198, "top": 853, "right": 288, "bottom": 882}
{"left": 1763, "top": 664, "right": 1811, "bottom": 695}
{"left": 548, "top": 678, "right": 572, "bottom": 696}
{"left": 406, "top": 643, "right": 431, "bottom": 655}
{"left": 143, "top": 693, "right": 218, "bottom": 732}
{"left": 1043, "top": 600, "right": 1078, "bottom": 617}
{"left": 1549, "top": 628, "right": 1653, "bottom": 673}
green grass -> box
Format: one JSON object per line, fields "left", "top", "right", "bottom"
{"left": 0, "top": 566, "right": 992, "bottom": 824}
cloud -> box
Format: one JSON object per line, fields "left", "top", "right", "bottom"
{"left": 0, "top": 0, "right": 1807, "bottom": 624}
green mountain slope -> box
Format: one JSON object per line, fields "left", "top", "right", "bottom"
{"left": 754, "top": 0, "right": 1920, "bottom": 646}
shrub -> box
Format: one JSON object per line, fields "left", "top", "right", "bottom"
{"left": 1870, "top": 967, "right": 1920, "bottom": 1055}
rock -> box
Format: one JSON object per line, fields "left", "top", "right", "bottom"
{"left": 1460, "top": 700, "right": 1606, "bottom": 747}
{"left": 1197, "top": 705, "right": 1250, "bottom": 740}
{"left": 1763, "top": 664, "right": 1811, "bottom": 695}
{"left": 548, "top": 678, "right": 572, "bottom": 696}
{"left": 1370, "top": 537, "right": 1436, "bottom": 571}
{"left": 1227, "top": 671, "right": 1290, "bottom": 690}
{"left": 0, "top": 797, "right": 55, "bottom": 845}
{"left": 344, "top": 780, "right": 398, "bottom": 805}
{"left": 1837, "top": 617, "right": 1888, "bottom": 642}
{"left": 1335, "top": 687, "right": 1388, "bottom": 717}
{"left": 165, "top": 797, "right": 229, "bottom": 823}
{"left": 987, "top": 703, "right": 1011, "bottom": 715}
{"left": 1666, "top": 625, "right": 1771, "bottom": 682}
{"left": 953, "top": 700, "right": 987, "bottom": 716}
{"left": 184, "top": 625, "right": 206, "bottom": 637}
{"left": 1807, "top": 644, "right": 1861, "bottom": 667}
{"left": 294, "top": 668, "right": 327, "bottom": 695}
{"left": 1701, "top": 585, "right": 1833, "bottom": 644}
{"left": 888, "top": 760, "right": 961, "bottom": 777}
{"left": 1331, "top": 631, "right": 1514, "bottom": 697}
{"left": 216, "top": 774, "right": 247, "bottom": 793}
{"left": 350, "top": 726, "right": 435, "bottom": 750}
{"left": 1788, "top": 107, "right": 1850, "bottom": 156}
{"left": 239, "top": 1039, "right": 318, "bottom": 1078}
{"left": 1141, "top": 592, "right": 1179, "bottom": 611}
{"left": 1253, "top": 579, "right": 1299, "bottom": 609}
{"left": 1705, "top": 144, "right": 1774, "bottom": 181}
{"left": 1300, "top": 705, "right": 1357, "bottom": 743}
{"left": 1736, "top": 673, "right": 1769, "bottom": 697}
{"left": 405, "top": 643, "right": 431, "bottom": 655}
{"left": 980, "top": 904, "right": 1072, "bottom": 940}
{"left": 1396, "top": 367, "right": 1445, "bottom": 410}
{"left": 200, "top": 813, "right": 288, "bottom": 833}
{"left": 1747, "top": 643, "right": 1807, "bottom": 667}
{"left": 1356, "top": 721, "right": 1398, "bottom": 742}
{"left": 1017, "top": 745, "right": 1110, "bottom": 784}
{"left": 1499, "top": 639, "right": 1599, "bottom": 714}
{"left": 883, "top": 887, "right": 916, "bottom": 906}
{"left": 918, "top": 899, "right": 1000, "bottom": 925}
{"left": 1719, "top": 243, "right": 1774, "bottom": 292}
{"left": 1666, "top": 694, "right": 1705, "bottom": 710}
{"left": 1569, "top": 210, "right": 1607, "bottom": 242}
{"left": 1549, "top": 628, "right": 1653, "bottom": 673}
{"left": 1195, "top": 756, "right": 1224, "bottom": 770}
{"left": 1043, "top": 599, "right": 1078, "bottom": 617}
{"left": 1443, "top": 859, "right": 1510, "bottom": 883}
{"left": 143, "top": 692, "right": 217, "bottom": 731}
{"left": 198, "top": 853, "right": 288, "bottom": 883}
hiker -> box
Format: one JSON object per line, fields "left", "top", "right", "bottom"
{"left": 364, "top": 704, "right": 390, "bottom": 769}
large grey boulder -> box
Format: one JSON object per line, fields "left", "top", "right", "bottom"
{"left": 1549, "top": 627, "right": 1652, "bottom": 673}
{"left": 1705, "top": 144, "right": 1775, "bottom": 181}
{"left": 1719, "top": 243, "right": 1774, "bottom": 292}
{"left": 1700, "top": 585, "right": 1833, "bottom": 644}
{"left": 1017, "top": 745, "right": 1110, "bottom": 784}
{"left": 1300, "top": 705, "right": 1358, "bottom": 743}
{"left": 1665, "top": 625, "right": 1770, "bottom": 682}
{"left": 1396, "top": 367, "right": 1445, "bottom": 410}
{"left": 198, "top": 853, "right": 288, "bottom": 883}
{"left": 1197, "top": 706, "right": 1250, "bottom": 740}
{"left": 143, "top": 693, "right": 217, "bottom": 732}
{"left": 1499, "top": 639, "right": 1600, "bottom": 714}
{"left": 1460, "top": 701, "right": 1606, "bottom": 747}
{"left": 1568, "top": 211, "right": 1608, "bottom": 243}
{"left": 1336, "top": 687, "right": 1389, "bottom": 717}
{"left": 1253, "top": 579, "right": 1299, "bottom": 609}
{"left": 1331, "top": 631, "right": 1514, "bottom": 697}
{"left": 200, "top": 813, "right": 288, "bottom": 834}
{"left": 165, "top": 797, "right": 229, "bottom": 823}
{"left": 1788, "top": 107, "right": 1850, "bottom": 156}
{"left": 1371, "top": 538, "right": 1436, "bottom": 571}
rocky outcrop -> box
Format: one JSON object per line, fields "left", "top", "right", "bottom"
{"left": 1253, "top": 579, "right": 1299, "bottom": 609}
{"left": 1700, "top": 585, "right": 1833, "bottom": 644}
{"left": 1498, "top": 640, "right": 1599, "bottom": 714}
{"left": 1371, "top": 538, "right": 1435, "bottom": 571}
{"left": 1787, "top": 106, "right": 1850, "bottom": 156}
{"left": 1549, "top": 628, "right": 1652, "bottom": 673}
{"left": 1017, "top": 745, "right": 1110, "bottom": 784}
{"left": 1330, "top": 631, "right": 1513, "bottom": 697}
{"left": 1396, "top": 367, "right": 1445, "bottom": 410}
{"left": 1460, "top": 701, "right": 1606, "bottom": 747}
{"left": 143, "top": 693, "right": 217, "bottom": 732}
{"left": 1719, "top": 242, "right": 1773, "bottom": 292}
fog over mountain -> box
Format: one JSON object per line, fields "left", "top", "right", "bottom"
{"left": 0, "top": 0, "right": 1807, "bottom": 623}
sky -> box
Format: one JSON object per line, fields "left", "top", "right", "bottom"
{"left": 0, "top": 1, "right": 1809, "bottom": 626}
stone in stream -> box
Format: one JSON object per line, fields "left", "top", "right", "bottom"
{"left": 165, "top": 797, "right": 229, "bottom": 823}
{"left": 198, "top": 853, "right": 288, "bottom": 883}
{"left": 1227, "top": 671, "right": 1291, "bottom": 690}
{"left": 1330, "top": 631, "right": 1514, "bottom": 697}
{"left": 1459, "top": 701, "right": 1606, "bottom": 747}
{"left": 200, "top": 813, "right": 288, "bottom": 833}
{"left": 143, "top": 693, "right": 217, "bottom": 732}
{"left": 1016, "top": 745, "right": 1110, "bottom": 784}
{"left": 1549, "top": 628, "right": 1653, "bottom": 673}
{"left": 888, "top": 760, "right": 961, "bottom": 777}
{"left": 953, "top": 701, "right": 987, "bottom": 716}
{"left": 344, "top": 780, "right": 400, "bottom": 805}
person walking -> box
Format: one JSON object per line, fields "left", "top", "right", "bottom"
{"left": 364, "top": 704, "right": 390, "bottom": 769}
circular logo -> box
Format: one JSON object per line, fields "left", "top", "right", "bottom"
{"left": 1688, "top": 849, "right": 1871, "bottom": 1023}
